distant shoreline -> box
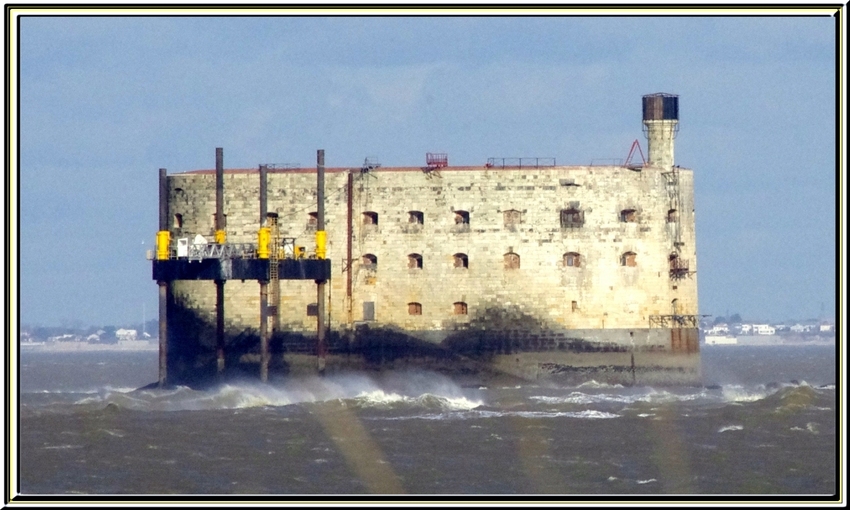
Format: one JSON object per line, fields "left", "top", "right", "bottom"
{"left": 19, "top": 341, "right": 158, "bottom": 352}
{"left": 702, "top": 340, "right": 834, "bottom": 347}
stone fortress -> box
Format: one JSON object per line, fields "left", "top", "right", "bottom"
{"left": 159, "top": 93, "right": 700, "bottom": 386}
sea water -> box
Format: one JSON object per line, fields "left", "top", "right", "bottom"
{"left": 16, "top": 345, "right": 837, "bottom": 497}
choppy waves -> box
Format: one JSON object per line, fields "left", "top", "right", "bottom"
{"left": 23, "top": 373, "right": 834, "bottom": 424}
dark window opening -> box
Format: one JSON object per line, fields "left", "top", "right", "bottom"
{"left": 408, "top": 253, "right": 423, "bottom": 269}
{"left": 672, "top": 299, "right": 679, "bottom": 315}
{"left": 173, "top": 213, "right": 183, "bottom": 229}
{"left": 571, "top": 300, "right": 579, "bottom": 312}
{"left": 564, "top": 252, "right": 581, "bottom": 268}
{"left": 363, "top": 211, "right": 378, "bottom": 225}
{"left": 453, "top": 253, "right": 469, "bottom": 268}
{"left": 409, "top": 211, "right": 424, "bottom": 224}
{"left": 408, "top": 302, "right": 422, "bottom": 315}
{"left": 620, "top": 208, "right": 637, "bottom": 223}
{"left": 504, "top": 209, "right": 521, "bottom": 226}
{"left": 504, "top": 252, "right": 520, "bottom": 270}
{"left": 454, "top": 210, "right": 470, "bottom": 224}
{"left": 621, "top": 252, "right": 637, "bottom": 267}
{"left": 362, "top": 253, "right": 377, "bottom": 268}
{"left": 560, "top": 208, "right": 584, "bottom": 228}
{"left": 454, "top": 302, "right": 468, "bottom": 315}
{"left": 667, "top": 209, "right": 679, "bottom": 223}
{"left": 307, "top": 303, "right": 318, "bottom": 317}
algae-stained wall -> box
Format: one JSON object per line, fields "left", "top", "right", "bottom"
{"left": 167, "top": 164, "right": 697, "bottom": 340}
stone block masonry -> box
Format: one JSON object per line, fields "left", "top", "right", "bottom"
{"left": 167, "top": 163, "right": 698, "bottom": 346}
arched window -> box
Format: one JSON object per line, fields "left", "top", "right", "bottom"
{"left": 408, "top": 211, "right": 424, "bottom": 224}
{"left": 362, "top": 254, "right": 377, "bottom": 268}
{"left": 504, "top": 209, "right": 521, "bottom": 226}
{"left": 667, "top": 209, "right": 678, "bottom": 223}
{"left": 453, "top": 253, "right": 469, "bottom": 268}
{"left": 408, "top": 253, "right": 423, "bottom": 269}
{"left": 408, "top": 302, "right": 422, "bottom": 315}
{"left": 560, "top": 208, "right": 584, "bottom": 228}
{"left": 454, "top": 210, "right": 470, "bottom": 224}
{"left": 453, "top": 302, "right": 468, "bottom": 315}
{"left": 564, "top": 252, "right": 581, "bottom": 268}
{"left": 621, "top": 252, "right": 637, "bottom": 267}
{"left": 504, "top": 252, "right": 520, "bottom": 269}
{"left": 307, "top": 211, "right": 318, "bottom": 231}
{"left": 620, "top": 208, "right": 637, "bottom": 223}
{"left": 173, "top": 213, "right": 183, "bottom": 229}
{"left": 671, "top": 298, "right": 679, "bottom": 315}
{"left": 363, "top": 211, "right": 378, "bottom": 225}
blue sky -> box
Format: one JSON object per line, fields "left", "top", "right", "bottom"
{"left": 15, "top": 12, "right": 840, "bottom": 327}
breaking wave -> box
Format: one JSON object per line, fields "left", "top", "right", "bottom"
{"left": 69, "top": 371, "right": 484, "bottom": 413}
{"left": 350, "top": 389, "right": 481, "bottom": 411}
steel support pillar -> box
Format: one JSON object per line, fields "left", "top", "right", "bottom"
{"left": 216, "top": 279, "right": 225, "bottom": 375}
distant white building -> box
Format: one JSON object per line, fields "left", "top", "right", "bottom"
{"left": 706, "top": 323, "right": 729, "bottom": 335}
{"left": 790, "top": 324, "right": 806, "bottom": 333}
{"left": 705, "top": 335, "right": 738, "bottom": 345}
{"left": 752, "top": 324, "right": 775, "bottom": 335}
{"left": 740, "top": 324, "right": 752, "bottom": 334}
{"left": 48, "top": 333, "right": 81, "bottom": 342}
{"left": 820, "top": 324, "right": 834, "bottom": 332}
{"left": 116, "top": 329, "right": 138, "bottom": 341}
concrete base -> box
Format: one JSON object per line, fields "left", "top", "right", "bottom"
{"left": 164, "top": 303, "right": 700, "bottom": 387}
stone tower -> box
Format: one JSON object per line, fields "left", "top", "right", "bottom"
{"left": 642, "top": 93, "right": 679, "bottom": 170}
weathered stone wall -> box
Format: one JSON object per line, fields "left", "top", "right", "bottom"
{"left": 167, "top": 164, "right": 698, "bottom": 345}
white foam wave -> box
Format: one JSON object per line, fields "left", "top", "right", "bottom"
{"left": 72, "top": 371, "right": 485, "bottom": 413}
{"left": 352, "top": 389, "right": 482, "bottom": 410}
{"left": 354, "top": 389, "right": 409, "bottom": 406}
{"left": 576, "top": 380, "right": 624, "bottom": 389}
{"left": 392, "top": 408, "right": 620, "bottom": 421}
{"left": 510, "top": 410, "right": 619, "bottom": 419}
{"left": 530, "top": 388, "right": 702, "bottom": 406}
{"left": 34, "top": 386, "right": 139, "bottom": 396}
{"left": 790, "top": 422, "right": 819, "bottom": 434}
{"left": 720, "top": 385, "right": 771, "bottom": 403}
{"left": 718, "top": 425, "right": 743, "bottom": 433}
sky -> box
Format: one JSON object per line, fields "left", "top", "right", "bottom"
{"left": 14, "top": 10, "right": 841, "bottom": 328}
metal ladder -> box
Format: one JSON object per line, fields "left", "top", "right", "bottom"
{"left": 268, "top": 216, "right": 280, "bottom": 329}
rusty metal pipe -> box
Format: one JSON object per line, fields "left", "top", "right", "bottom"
{"left": 215, "top": 147, "right": 225, "bottom": 243}
{"left": 346, "top": 170, "right": 353, "bottom": 325}
{"left": 158, "top": 282, "right": 168, "bottom": 387}
{"left": 316, "top": 150, "right": 326, "bottom": 373}
{"left": 159, "top": 168, "right": 168, "bottom": 231}
{"left": 157, "top": 168, "right": 169, "bottom": 387}
{"left": 260, "top": 282, "right": 269, "bottom": 382}
{"left": 216, "top": 279, "right": 225, "bottom": 375}
{"left": 259, "top": 164, "right": 267, "bottom": 224}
